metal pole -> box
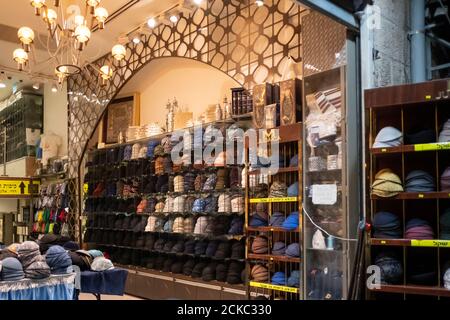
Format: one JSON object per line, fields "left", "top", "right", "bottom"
{"left": 411, "top": 0, "right": 427, "bottom": 83}
{"left": 2, "top": 127, "right": 6, "bottom": 177}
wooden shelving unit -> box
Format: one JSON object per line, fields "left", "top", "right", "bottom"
{"left": 365, "top": 79, "right": 450, "bottom": 300}
{"left": 245, "top": 122, "right": 303, "bottom": 300}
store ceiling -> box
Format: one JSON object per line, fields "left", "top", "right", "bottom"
{"left": 0, "top": 0, "right": 179, "bottom": 76}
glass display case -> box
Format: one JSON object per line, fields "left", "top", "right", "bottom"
{"left": 302, "top": 66, "right": 358, "bottom": 300}
{"left": 0, "top": 92, "right": 43, "bottom": 163}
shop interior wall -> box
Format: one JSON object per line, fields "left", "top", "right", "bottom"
{"left": 120, "top": 57, "right": 240, "bottom": 126}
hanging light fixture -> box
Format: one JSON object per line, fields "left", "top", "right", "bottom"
{"left": 100, "top": 65, "right": 112, "bottom": 86}
{"left": 147, "top": 17, "right": 157, "bottom": 29}
{"left": 17, "top": 27, "right": 35, "bottom": 52}
{"left": 255, "top": 0, "right": 264, "bottom": 7}
{"left": 15, "top": 0, "right": 112, "bottom": 86}
{"left": 13, "top": 48, "right": 28, "bottom": 71}
{"left": 30, "top": 0, "right": 46, "bottom": 16}
{"left": 169, "top": 14, "right": 178, "bottom": 23}
{"left": 112, "top": 44, "right": 126, "bottom": 61}
{"left": 94, "top": 7, "right": 109, "bottom": 29}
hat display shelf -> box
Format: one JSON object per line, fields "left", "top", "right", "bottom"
{"left": 244, "top": 122, "right": 303, "bottom": 300}
{"left": 366, "top": 79, "right": 450, "bottom": 299}
{"left": 302, "top": 66, "right": 357, "bottom": 300}
{"left": 82, "top": 117, "right": 252, "bottom": 300}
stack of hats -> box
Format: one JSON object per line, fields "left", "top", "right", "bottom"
{"left": 216, "top": 168, "right": 228, "bottom": 190}
{"left": 194, "top": 216, "right": 211, "bottom": 234}
{"left": 155, "top": 157, "right": 165, "bottom": 175}
{"left": 271, "top": 272, "right": 287, "bottom": 285}
{"left": 249, "top": 211, "right": 268, "bottom": 227}
{"left": 405, "top": 218, "right": 435, "bottom": 239}
{"left": 440, "top": 208, "right": 450, "bottom": 240}
{"left": 163, "top": 218, "right": 174, "bottom": 233}
{"left": 287, "top": 182, "right": 299, "bottom": 197}
{"left": 0, "top": 257, "right": 25, "bottom": 281}
{"left": 269, "top": 181, "right": 287, "bottom": 198}
{"left": 195, "top": 240, "right": 208, "bottom": 255}
{"left": 183, "top": 240, "right": 196, "bottom": 254}
{"left": 91, "top": 257, "right": 114, "bottom": 271}
{"left": 192, "top": 198, "right": 206, "bottom": 213}
{"left": 230, "top": 241, "right": 245, "bottom": 259}
{"left": 174, "top": 175, "right": 184, "bottom": 193}
{"left": 218, "top": 193, "right": 232, "bottom": 213}
{"left": 373, "top": 127, "right": 403, "bottom": 148}
{"left": 282, "top": 212, "right": 299, "bottom": 230}
{"left": 272, "top": 242, "right": 286, "bottom": 255}
{"left": 172, "top": 217, "right": 185, "bottom": 233}
{"left": 251, "top": 236, "right": 268, "bottom": 254}
{"left": 216, "top": 263, "right": 228, "bottom": 282}
{"left": 173, "top": 196, "right": 185, "bottom": 213}
{"left": 251, "top": 265, "right": 269, "bottom": 282}
{"left": 228, "top": 216, "right": 244, "bottom": 235}
{"left": 171, "top": 240, "right": 185, "bottom": 253}
{"left": 372, "top": 212, "right": 402, "bottom": 239}
{"left": 214, "top": 241, "right": 231, "bottom": 259}
{"left": 286, "top": 243, "right": 300, "bottom": 257}
{"left": 441, "top": 167, "right": 450, "bottom": 192}
{"left": 289, "top": 154, "right": 299, "bottom": 167}
{"left": 182, "top": 259, "right": 196, "bottom": 276}
{"left": 204, "top": 195, "right": 218, "bottom": 213}
{"left": 405, "top": 170, "right": 435, "bottom": 192}
{"left": 45, "top": 245, "right": 72, "bottom": 275}
{"left": 288, "top": 270, "right": 301, "bottom": 287}
{"left": 183, "top": 217, "right": 195, "bottom": 233}
{"left": 203, "top": 174, "right": 217, "bottom": 191}
{"left": 444, "top": 265, "right": 450, "bottom": 289}
{"left": 226, "top": 262, "right": 244, "bottom": 284}
{"left": 18, "top": 241, "right": 50, "bottom": 279}
{"left": 371, "top": 169, "right": 404, "bottom": 197}
{"left": 405, "top": 127, "right": 435, "bottom": 144}
{"left": 155, "top": 200, "right": 165, "bottom": 212}
{"left": 269, "top": 212, "right": 286, "bottom": 227}
{"left": 439, "top": 119, "right": 450, "bottom": 142}
{"left": 231, "top": 195, "right": 244, "bottom": 213}
{"left": 184, "top": 173, "right": 196, "bottom": 192}
{"left": 202, "top": 262, "right": 218, "bottom": 282}
{"left": 375, "top": 252, "right": 403, "bottom": 284}
{"left": 194, "top": 174, "right": 205, "bottom": 192}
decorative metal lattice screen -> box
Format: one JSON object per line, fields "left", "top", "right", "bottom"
{"left": 68, "top": 0, "right": 307, "bottom": 240}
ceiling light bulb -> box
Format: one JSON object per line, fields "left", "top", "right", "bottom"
{"left": 94, "top": 7, "right": 108, "bottom": 29}
{"left": 33, "top": 83, "right": 40, "bottom": 90}
{"left": 74, "top": 25, "right": 91, "bottom": 50}
{"left": 86, "top": 0, "right": 100, "bottom": 14}
{"left": 55, "top": 67, "right": 67, "bottom": 84}
{"left": 132, "top": 36, "right": 141, "bottom": 44}
{"left": 112, "top": 44, "right": 126, "bottom": 61}
{"left": 255, "top": 0, "right": 264, "bottom": 7}
{"left": 100, "top": 65, "right": 112, "bottom": 86}
{"left": 147, "top": 17, "right": 157, "bottom": 28}
{"left": 18, "top": 27, "right": 35, "bottom": 52}
{"left": 13, "top": 48, "right": 29, "bottom": 71}
{"left": 170, "top": 15, "right": 178, "bottom": 23}
{"left": 51, "top": 84, "right": 58, "bottom": 92}
{"left": 30, "top": 0, "right": 45, "bottom": 15}
{"left": 193, "top": 0, "right": 203, "bottom": 5}
{"left": 74, "top": 15, "right": 85, "bottom": 26}
{"left": 0, "top": 82, "right": 6, "bottom": 89}
{"left": 43, "top": 8, "right": 58, "bottom": 24}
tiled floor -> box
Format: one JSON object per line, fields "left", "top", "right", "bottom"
{"left": 79, "top": 293, "right": 144, "bottom": 300}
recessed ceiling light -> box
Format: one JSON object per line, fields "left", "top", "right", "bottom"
{"left": 51, "top": 84, "right": 58, "bottom": 92}
{"left": 170, "top": 15, "right": 178, "bottom": 23}
{"left": 33, "top": 83, "right": 40, "bottom": 90}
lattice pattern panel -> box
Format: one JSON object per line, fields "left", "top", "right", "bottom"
{"left": 67, "top": 0, "right": 308, "bottom": 239}
{"left": 302, "top": 10, "right": 347, "bottom": 76}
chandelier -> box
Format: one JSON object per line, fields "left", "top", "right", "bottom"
{"left": 13, "top": 0, "right": 116, "bottom": 87}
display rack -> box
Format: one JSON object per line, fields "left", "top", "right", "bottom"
{"left": 83, "top": 119, "right": 250, "bottom": 299}
{"left": 0, "top": 92, "right": 43, "bottom": 163}
{"left": 302, "top": 67, "right": 356, "bottom": 300}
{"left": 245, "top": 122, "right": 303, "bottom": 300}
{"left": 366, "top": 79, "right": 450, "bottom": 299}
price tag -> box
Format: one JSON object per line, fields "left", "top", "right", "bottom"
{"left": 425, "top": 95, "right": 432, "bottom": 100}
{"left": 411, "top": 240, "right": 450, "bottom": 248}
{"left": 380, "top": 240, "right": 387, "bottom": 245}
{"left": 414, "top": 143, "right": 450, "bottom": 152}
{"left": 381, "top": 149, "right": 387, "bottom": 153}
{"left": 418, "top": 194, "right": 424, "bottom": 199}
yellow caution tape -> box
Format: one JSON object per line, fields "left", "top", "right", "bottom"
{"left": 250, "top": 197, "right": 298, "bottom": 203}
{"left": 250, "top": 281, "right": 299, "bottom": 293}
{"left": 414, "top": 143, "right": 450, "bottom": 152}
{"left": 411, "top": 240, "right": 450, "bottom": 248}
